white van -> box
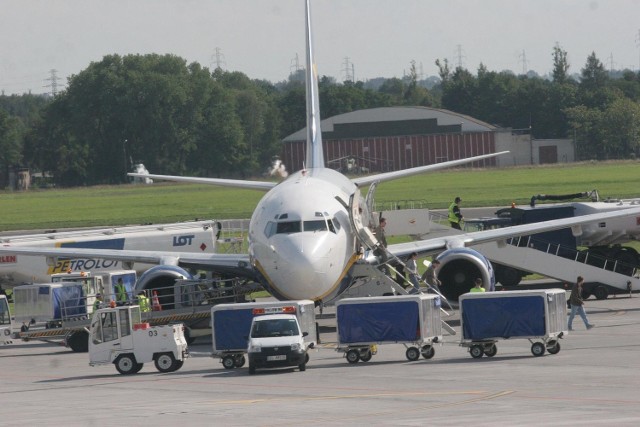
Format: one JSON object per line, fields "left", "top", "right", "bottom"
{"left": 246, "top": 313, "right": 309, "bottom": 374}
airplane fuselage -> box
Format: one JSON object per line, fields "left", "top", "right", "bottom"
{"left": 248, "top": 168, "right": 360, "bottom": 301}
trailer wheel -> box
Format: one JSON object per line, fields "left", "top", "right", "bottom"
{"left": 421, "top": 345, "right": 435, "bottom": 359}
{"left": 305, "top": 353, "right": 310, "bottom": 364}
{"left": 360, "top": 350, "right": 373, "bottom": 362}
{"left": 248, "top": 364, "right": 256, "bottom": 375}
{"left": 546, "top": 341, "right": 561, "bottom": 355}
{"left": 593, "top": 285, "right": 609, "bottom": 300}
{"left": 470, "top": 345, "right": 484, "bottom": 359}
{"left": 172, "top": 360, "right": 184, "bottom": 371}
{"left": 346, "top": 349, "right": 360, "bottom": 364}
{"left": 233, "top": 355, "right": 246, "bottom": 368}
{"left": 299, "top": 362, "right": 306, "bottom": 372}
{"left": 222, "top": 355, "right": 236, "bottom": 369}
{"left": 67, "top": 331, "right": 89, "bottom": 353}
{"left": 115, "top": 354, "right": 138, "bottom": 375}
{"left": 155, "top": 352, "right": 177, "bottom": 373}
{"left": 406, "top": 346, "right": 420, "bottom": 361}
{"left": 531, "top": 342, "right": 546, "bottom": 357}
{"left": 483, "top": 344, "right": 498, "bottom": 357}
{"left": 133, "top": 363, "right": 144, "bottom": 373}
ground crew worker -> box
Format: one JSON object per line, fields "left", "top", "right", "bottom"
{"left": 137, "top": 291, "right": 151, "bottom": 312}
{"left": 470, "top": 278, "right": 485, "bottom": 293}
{"left": 115, "top": 278, "right": 128, "bottom": 305}
{"left": 93, "top": 293, "right": 104, "bottom": 311}
{"left": 448, "top": 197, "right": 463, "bottom": 230}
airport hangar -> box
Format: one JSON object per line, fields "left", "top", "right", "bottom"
{"left": 281, "top": 106, "right": 574, "bottom": 173}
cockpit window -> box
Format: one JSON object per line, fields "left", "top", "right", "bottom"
{"left": 276, "top": 221, "right": 301, "bottom": 234}
{"left": 303, "top": 220, "right": 327, "bottom": 232}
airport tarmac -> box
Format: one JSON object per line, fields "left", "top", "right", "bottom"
{"left": 2, "top": 295, "right": 640, "bottom": 426}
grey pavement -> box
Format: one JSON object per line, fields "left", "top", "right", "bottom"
{"left": 2, "top": 294, "right": 640, "bottom": 426}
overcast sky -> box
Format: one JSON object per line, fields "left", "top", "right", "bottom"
{"left": 2, "top": 0, "right": 640, "bottom": 95}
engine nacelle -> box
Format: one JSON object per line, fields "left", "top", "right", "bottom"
{"left": 436, "top": 248, "right": 495, "bottom": 301}
{"left": 134, "top": 265, "right": 192, "bottom": 310}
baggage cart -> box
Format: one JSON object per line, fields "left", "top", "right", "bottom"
{"left": 459, "top": 289, "right": 567, "bottom": 358}
{"left": 336, "top": 294, "right": 442, "bottom": 364}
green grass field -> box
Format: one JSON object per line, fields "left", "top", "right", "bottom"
{"left": 2, "top": 160, "right": 639, "bottom": 231}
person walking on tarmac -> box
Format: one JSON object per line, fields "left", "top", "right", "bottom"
{"left": 448, "top": 197, "right": 464, "bottom": 230}
{"left": 568, "top": 276, "right": 595, "bottom": 331}
{"left": 115, "top": 278, "right": 128, "bottom": 306}
{"left": 137, "top": 291, "right": 151, "bottom": 313}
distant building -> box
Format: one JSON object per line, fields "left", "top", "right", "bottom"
{"left": 282, "top": 106, "right": 573, "bottom": 171}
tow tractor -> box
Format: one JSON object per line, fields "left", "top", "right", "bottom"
{"left": 89, "top": 304, "right": 188, "bottom": 375}
{"left": 0, "top": 295, "right": 12, "bottom": 345}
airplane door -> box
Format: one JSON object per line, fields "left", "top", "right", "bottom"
{"left": 348, "top": 191, "right": 379, "bottom": 250}
{"left": 363, "top": 181, "right": 379, "bottom": 227}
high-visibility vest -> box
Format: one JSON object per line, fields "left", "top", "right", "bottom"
{"left": 448, "top": 202, "right": 460, "bottom": 224}
{"left": 137, "top": 295, "right": 151, "bottom": 312}
{"left": 115, "top": 283, "right": 127, "bottom": 302}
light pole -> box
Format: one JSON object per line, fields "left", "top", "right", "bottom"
{"left": 123, "top": 139, "right": 128, "bottom": 179}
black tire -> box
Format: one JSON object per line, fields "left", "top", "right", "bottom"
{"left": 421, "top": 345, "right": 435, "bottom": 359}
{"left": 222, "top": 356, "right": 236, "bottom": 369}
{"left": 470, "top": 345, "right": 484, "bottom": 359}
{"left": 346, "top": 349, "right": 360, "bottom": 364}
{"left": 67, "top": 331, "right": 89, "bottom": 353}
{"left": 581, "top": 290, "right": 592, "bottom": 300}
{"left": 132, "top": 363, "right": 144, "bottom": 374}
{"left": 154, "top": 352, "right": 177, "bottom": 373}
{"left": 305, "top": 353, "right": 310, "bottom": 364}
{"left": 172, "top": 360, "right": 184, "bottom": 371}
{"left": 248, "top": 364, "right": 256, "bottom": 375}
{"left": 360, "top": 350, "right": 373, "bottom": 362}
{"left": 483, "top": 344, "right": 497, "bottom": 357}
{"left": 115, "top": 354, "right": 138, "bottom": 375}
{"left": 299, "top": 363, "right": 306, "bottom": 372}
{"left": 531, "top": 342, "right": 545, "bottom": 357}
{"left": 406, "top": 346, "right": 420, "bottom": 361}
{"left": 234, "top": 355, "right": 246, "bottom": 368}
{"left": 593, "top": 285, "right": 609, "bottom": 300}
{"left": 496, "top": 266, "right": 522, "bottom": 287}
{"left": 547, "top": 341, "right": 561, "bottom": 355}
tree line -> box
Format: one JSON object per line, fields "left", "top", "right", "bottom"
{"left": 1, "top": 46, "right": 639, "bottom": 187}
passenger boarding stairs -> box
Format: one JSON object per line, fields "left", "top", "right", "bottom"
{"left": 473, "top": 235, "right": 640, "bottom": 299}
{"left": 340, "top": 190, "right": 456, "bottom": 334}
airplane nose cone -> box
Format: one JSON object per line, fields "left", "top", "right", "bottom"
{"left": 263, "top": 233, "right": 340, "bottom": 301}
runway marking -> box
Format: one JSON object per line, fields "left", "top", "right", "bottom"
{"left": 206, "top": 389, "right": 499, "bottom": 405}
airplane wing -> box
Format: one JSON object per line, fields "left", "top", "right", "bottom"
{"left": 352, "top": 151, "right": 509, "bottom": 187}
{"left": 127, "top": 173, "right": 277, "bottom": 191}
{"left": 387, "top": 206, "right": 640, "bottom": 259}
{"left": 0, "top": 246, "right": 255, "bottom": 277}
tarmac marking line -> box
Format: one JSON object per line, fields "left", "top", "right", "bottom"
{"left": 206, "top": 390, "right": 491, "bottom": 405}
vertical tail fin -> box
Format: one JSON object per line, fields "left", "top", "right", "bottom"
{"left": 304, "top": 0, "right": 325, "bottom": 169}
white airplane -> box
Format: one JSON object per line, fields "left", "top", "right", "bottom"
{"left": 2, "top": 0, "right": 640, "bottom": 303}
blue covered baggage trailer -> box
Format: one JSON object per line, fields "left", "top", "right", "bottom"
{"left": 459, "top": 289, "right": 567, "bottom": 358}
{"left": 210, "top": 300, "right": 316, "bottom": 370}
{"left": 335, "top": 294, "right": 442, "bottom": 364}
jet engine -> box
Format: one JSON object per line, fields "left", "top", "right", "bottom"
{"left": 435, "top": 248, "right": 495, "bottom": 301}
{"left": 134, "top": 265, "right": 192, "bottom": 310}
